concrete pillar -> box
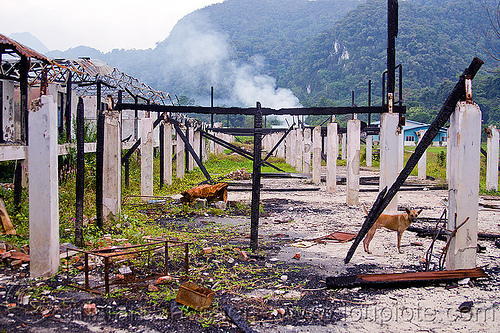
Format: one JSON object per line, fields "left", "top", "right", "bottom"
{"left": 103, "top": 111, "right": 121, "bottom": 220}
{"left": 29, "top": 96, "right": 59, "bottom": 277}
{"left": 312, "top": 126, "right": 322, "bottom": 185}
{"left": 341, "top": 133, "right": 347, "bottom": 160}
{"left": 346, "top": 119, "right": 361, "bottom": 206}
{"left": 194, "top": 130, "right": 201, "bottom": 168}
{"left": 446, "top": 128, "right": 451, "bottom": 185}
{"left": 379, "top": 113, "right": 400, "bottom": 213}
{"left": 1, "top": 80, "right": 16, "bottom": 141}
{"left": 366, "top": 135, "right": 373, "bottom": 167}
{"left": 303, "top": 128, "right": 312, "bottom": 174}
{"left": 176, "top": 126, "right": 185, "bottom": 179}
{"left": 201, "top": 133, "right": 208, "bottom": 162}
{"left": 141, "top": 118, "right": 154, "bottom": 199}
{"left": 446, "top": 101, "right": 481, "bottom": 270}
{"left": 278, "top": 133, "right": 285, "bottom": 158}
{"left": 163, "top": 123, "right": 173, "bottom": 185}
{"left": 326, "top": 122, "right": 338, "bottom": 192}
{"left": 417, "top": 130, "right": 427, "bottom": 180}
{"left": 486, "top": 125, "right": 499, "bottom": 191}
{"left": 398, "top": 128, "right": 404, "bottom": 172}
{"left": 296, "top": 128, "right": 303, "bottom": 172}
{"left": 290, "top": 130, "right": 297, "bottom": 168}
{"left": 187, "top": 127, "right": 194, "bottom": 171}
{"left": 285, "top": 131, "right": 292, "bottom": 164}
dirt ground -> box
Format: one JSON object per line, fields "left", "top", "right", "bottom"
{"left": 1, "top": 165, "right": 499, "bottom": 332}
{"left": 224, "top": 166, "right": 500, "bottom": 333}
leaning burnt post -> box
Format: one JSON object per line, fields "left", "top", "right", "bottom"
{"left": 75, "top": 97, "right": 84, "bottom": 247}
{"left": 250, "top": 102, "right": 263, "bottom": 252}
{"left": 345, "top": 57, "right": 484, "bottom": 264}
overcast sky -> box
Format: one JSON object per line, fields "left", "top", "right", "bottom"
{"left": 1, "top": 0, "right": 224, "bottom": 53}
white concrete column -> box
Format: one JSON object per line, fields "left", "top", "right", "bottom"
{"left": 446, "top": 101, "right": 481, "bottom": 270}
{"left": 296, "top": 128, "right": 303, "bottom": 172}
{"left": 347, "top": 119, "right": 361, "bottom": 206}
{"left": 398, "top": 128, "right": 404, "bottom": 172}
{"left": 141, "top": 118, "right": 154, "bottom": 199}
{"left": 366, "top": 135, "right": 373, "bottom": 167}
{"left": 326, "top": 122, "right": 338, "bottom": 192}
{"left": 1, "top": 80, "right": 16, "bottom": 141}
{"left": 194, "top": 130, "right": 201, "bottom": 168}
{"left": 187, "top": 127, "right": 194, "bottom": 171}
{"left": 341, "top": 133, "right": 347, "bottom": 160}
{"left": 486, "top": 125, "right": 499, "bottom": 191}
{"left": 290, "top": 130, "right": 297, "bottom": 168}
{"left": 103, "top": 111, "right": 121, "bottom": 220}
{"left": 278, "top": 133, "right": 285, "bottom": 158}
{"left": 312, "top": 126, "right": 321, "bottom": 185}
{"left": 29, "top": 96, "right": 59, "bottom": 277}
{"left": 201, "top": 133, "right": 208, "bottom": 162}
{"left": 379, "top": 113, "right": 400, "bottom": 213}
{"left": 446, "top": 128, "right": 451, "bottom": 185}
{"left": 285, "top": 131, "right": 292, "bottom": 164}
{"left": 417, "top": 130, "right": 427, "bottom": 180}
{"left": 163, "top": 123, "right": 173, "bottom": 185}
{"left": 176, "top": 126, "right": 185, "bottom": 179}
{"left": 303, "top": 128, "right": 312, "bottom": 174}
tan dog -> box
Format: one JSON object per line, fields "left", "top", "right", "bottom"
{"left": 362, "top": 206, "right": 422, "bottom": 254}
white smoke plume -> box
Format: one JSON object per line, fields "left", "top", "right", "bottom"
{"left": 160, "top": 12, "right": 301, "bottom": 110}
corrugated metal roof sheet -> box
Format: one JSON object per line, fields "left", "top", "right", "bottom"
{"left": 0, "top": 33, "right": 49, "bottom": 61}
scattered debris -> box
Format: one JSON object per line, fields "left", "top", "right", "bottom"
{"left": 83, "top": 303, "right": 97, "bottom": 316}
{"left": 226, "top": 168, "right": 251, "bottom": 180}
{"left": 238, "top": 251, "right": 249, "bottom": 261}
{"left": 176, "top": 282, "right": 215, "bottom": 311}
{"left": 148, "top": 284, "right": 159, "bottom": 292}
{"left": 223, "top": 302, "right": 258, "bottom": 333}
{"left": 156, "top": 275, "right": 175, "bottom": 285}
{"left": 293, "top": 253, "right": 301, "bottom": 260}
{"left": 459, "top": 301, "right": 474, "bottom": 313}
{"left": 203, "top": 247, "right": 213, "bottom": 255}
{"left": 181, "top": 183, "right": 228, "bottom": 203}
{"left": 313, "top": 231, "right": 357, "bottom": 243}
{"left": 170, "top": 299, "right": 183, "bottom": 320}
{"left": 290, "top": 241, "right": 316, "bottom": 248}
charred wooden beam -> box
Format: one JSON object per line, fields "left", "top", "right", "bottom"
{"left": 115, "top": 103, "right": 406, "bottom": 116}
{"left": 326, "top": 267, "right": 488, "bottom": 289}
{"left": 75, "top": 97, "right": 84, "bottom": 247}
{"left": 250, "top": 103, "right": 263, "bottom": 252}
{"left": 344, "top": 57, "right": 484, "bottom": 264}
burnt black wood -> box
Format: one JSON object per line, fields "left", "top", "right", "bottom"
{"left": 250, "top": 102, "right": 263, "bottom": 251}
{"left": 115, "top": 103, "right": 406, "bottom": 116}
{"left": 75, "top": 97, "right": 84, "bottom": 247}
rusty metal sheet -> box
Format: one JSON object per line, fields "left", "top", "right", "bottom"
{"left": 0, "top": 34, "right": 49, "bottom": 61}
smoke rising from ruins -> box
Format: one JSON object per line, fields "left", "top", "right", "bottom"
{"left": 160, "top": 13, "right": 301, "bottom": 110}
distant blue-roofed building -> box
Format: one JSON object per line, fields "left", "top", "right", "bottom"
{"left": 371, "top": 119, "right": 447, "bottom": 146}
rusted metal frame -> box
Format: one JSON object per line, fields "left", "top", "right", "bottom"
{"left": 425, "top": 208, "right": 448, "bottom": 271}
{"left": 438, "top": 216, "right": 470, "bottom": 270}
{"left": 200, "top": 129, "right": 285, "bottom": 172}
{"left": 326, "top": 267, "right": 488, "bottom": 288}
{"left": 250, "top": 103, "right": 263, "bottom": 252}
{"left": 345, "top": 57, "right": 484, "bottom": 264}
{"left": 262, "top": 123, "right": 293, "bottom": 163}
{"left": 75, "top": 97, "right": 85, "bottom": 247}
{"left": 68, "top": 240, "right": 189, "bottom": 294}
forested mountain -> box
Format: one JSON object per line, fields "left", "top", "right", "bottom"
{"left": 46, "top": 0, "right": 500, "bottom": 126}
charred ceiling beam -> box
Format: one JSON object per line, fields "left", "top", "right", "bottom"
{"left": 115, "top": 103, "right": 406, "bottom": 116}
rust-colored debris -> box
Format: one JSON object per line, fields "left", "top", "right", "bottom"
{"left": 326, "top": 267, "right": 488, "bottom": 289}
{"left": 2, "top": 250, "right": 29, "bottom": 262}
{"left": 175, "top": 281, "right": 215, "bottom": 311}
{"left": 181, "top": 183, "right": 228, "bottom": 203}
{"left": 314, "top": 232, "right": 356, "bottom": 243}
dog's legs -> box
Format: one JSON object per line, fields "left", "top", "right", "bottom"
{"left": 397, "top": 231, "right": 403, "bottom": 253}
{"left": 363, "top": 225, "right": 377, "bottom": 254}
